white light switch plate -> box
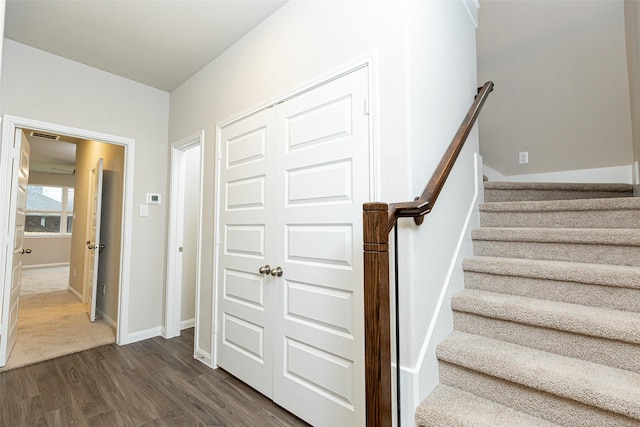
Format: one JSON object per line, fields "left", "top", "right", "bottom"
{"left": 140, "top": 204, "right": 149, "bottom": 217}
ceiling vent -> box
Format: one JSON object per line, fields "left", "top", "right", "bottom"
{"left": 30, "top": 131, "right": 60, "bottom": 141}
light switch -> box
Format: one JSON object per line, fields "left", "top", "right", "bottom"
{"left": 140, "top": 204, "right": 149, "bottom": 217}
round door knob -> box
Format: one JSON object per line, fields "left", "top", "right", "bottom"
{"left": 270, "top": 266, "right": 283, "bottom": 277}
{"left": 259, "top": 265, "right": 271, "bottom": 275}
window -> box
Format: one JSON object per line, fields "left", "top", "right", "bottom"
{"left": 26, "top": 185, "right": 75, "bottom": 234}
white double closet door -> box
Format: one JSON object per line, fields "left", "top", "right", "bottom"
{"left": 216, "top": 67, "right": 369, "bottom": 426}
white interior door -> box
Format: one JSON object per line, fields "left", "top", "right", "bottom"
{"left": 216, "top": 67, "right": 369, "bottom": 426}
{"left": 85, "top": 158, "right": 104, "bottom": 322}
{"left": 272, "top": 67, "right": 368, "bottom": 426}
{"left": 217, "top": 107, "right": 277, "bottom": 397}
{"left": 0, "top": 129, "right": 30, "bottom": 367}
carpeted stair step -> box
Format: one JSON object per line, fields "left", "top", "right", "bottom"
{"left": 451, "top": 289, "right": 640, "bottom": 372}
{"left": 451, "top": 289, "right": 640, "bottom": 345}
{"left": 484, "top": 181, "right": 634, "bottom": 203}
{"left": 438, "top": 361, "right": 640, "bottom": 427}
{"left": 436, "top": 331, "right": 640, "bottom": 426}
{"left": 472, "top": 227, "right": 640, "bottom": 266}
{"left": 453, "top": 312, "right": 640, "bottom": 373}
{"left": 479, "top": 197, "right": 640, "bottom": 229}
{"left": 415, "top": 384, "right": 559, "bottom": 427}
{"left": 462, "top": 256, "right": 640, "bottom": 312}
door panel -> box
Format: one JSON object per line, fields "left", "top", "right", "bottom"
{"left": 0, "top": 129, "right": 30, "bottom": 366}
{"left": 217, "top": 107, "right": 276, "bottom": 398}
{"left": 272, "top": 68, "right": 368, "bottom": 426}
{"left": 86, "top": 158, "right": 104, "bottom": 322}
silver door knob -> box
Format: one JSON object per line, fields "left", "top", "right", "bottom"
{"left": 270, "top": 266, "right": 283, "bottom": 277}
{"left": 259, "top": 265, "right": 271, "bottom": 275}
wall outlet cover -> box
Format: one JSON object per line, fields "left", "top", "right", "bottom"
{"left": 518, "top": 151, "right": 529, "bottom": 164}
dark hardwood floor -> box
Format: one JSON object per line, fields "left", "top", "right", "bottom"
{"left": 0, "top": 328, "right": 310, "bottom": 426}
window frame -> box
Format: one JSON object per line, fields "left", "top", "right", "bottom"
{"left": 25, "top": 184, "right": 75, "bottom": 236}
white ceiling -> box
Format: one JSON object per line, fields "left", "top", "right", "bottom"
{"left": 4, "top": 0, "right": 288, "bottom": 92}
{"left": 5, "top": 0, "right": 287, "bottom": 173}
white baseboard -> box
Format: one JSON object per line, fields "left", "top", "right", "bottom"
{"left": 68, "top": 285, "right": 82, "bottom": 301}
{"left": 123, "top": 326, "right": 162, "bottom": 345}
{"left": 22, "top": 262, "right": 70, "bottom": 269}
{"left": 181, "top": 318, "right": 195, "bottom": 330}
{"left": 484, "top": 164, "right": 633, "bottom": 184}
{"left": 195, "top": 348, "right": 214, "bottom": 368}
{"left": 96, "top": 308, "right": 117, "bottom": 329}
{"left": 401, "top": 153, "right": 484, "bottom": 424}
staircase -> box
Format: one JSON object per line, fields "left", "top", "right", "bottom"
{"left": 416, "top": 181, "right": 640, "bottom": 426}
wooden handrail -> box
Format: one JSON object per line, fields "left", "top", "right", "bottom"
{"left": 363, "top": 81, "right": 493, "bottom": 426}
{"left": 386, "top": 81, "right": 494, "bottom": 232}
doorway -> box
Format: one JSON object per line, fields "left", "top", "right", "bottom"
{"left": 165, "top": 132, "right": 204, "bottom": 353}
{"left": 0, "top": 115, "right": 135, "bottom": 366}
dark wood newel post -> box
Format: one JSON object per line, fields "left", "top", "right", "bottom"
{"left": 363, "top": 202, "right": 392, "bottom": 426}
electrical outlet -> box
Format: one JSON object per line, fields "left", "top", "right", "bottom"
{"left": 101, "top": 284, "right": 106, "bottom": 296}
{"left": 519, "top": 151, "right": 529, "bottom": 164}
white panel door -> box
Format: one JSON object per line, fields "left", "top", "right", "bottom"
{"left": 217, "top": 108, "right": 277, "bottom": 397}
{"left": 0, "top": 129, "right": 30, "bottom": 367}
{"left": 216, "top": 67, "right": 369, "bottom": 426}
{"left": 85, "top": 158, "right": 104, "bottom": 322}
{"left": 272, "top": 67, "right": 368, "bottom": 426}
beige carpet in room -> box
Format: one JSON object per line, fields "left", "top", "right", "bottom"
{"left": 1, "top": 266, "right": 116, "bottom": 372}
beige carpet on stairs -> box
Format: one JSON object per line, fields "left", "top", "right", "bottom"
{"left": 416, "top": 182, "right": 640, "bottom": 426}
{"left": 1, "top": 266, "right": 116, "bottom": 372}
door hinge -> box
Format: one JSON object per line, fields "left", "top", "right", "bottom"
{"left": 364, "top": 98, "right": 370, "bottom": 116}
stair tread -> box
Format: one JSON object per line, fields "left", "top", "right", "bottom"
{"left": 452, "top": 289, "right": 640, "bottom": 343}
{"left": 472, "top": 227, "right": 640, "bottom": 245}
{"left": 484, "top": 181, "right": 634, "bottom": 192}
{"left": 416, "top": 384, "right": 559, "bottom": 427}
{"left": 437, "top": 331, "right": 640, "bottom": 420}
{"left": 480, "top": 196, "right": 640, "bottom": 213}
{"left": 463, "top": 256, "right": 640, "bottom": 289}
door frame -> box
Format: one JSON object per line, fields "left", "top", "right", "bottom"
{"left": 0, "top": 115, "right": 135, "bottom": 345}
{"left": 212, "top": 54, "right": 379, "bottom": 367}
{"left": 165, "top": 131, "right": 204, "bottom": 345}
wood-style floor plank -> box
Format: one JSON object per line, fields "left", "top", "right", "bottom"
{"left": 45, "top": 405, "right": 89, "bottom": 427}
{"left": 30, "top": 359, "right": 72, "bottom": 413}
{"left": 0, "top": 329, "right": 309, "bottom": 427}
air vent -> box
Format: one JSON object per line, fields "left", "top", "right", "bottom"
{"left": 30, "top": 131, "right": 60, "bottom": 141}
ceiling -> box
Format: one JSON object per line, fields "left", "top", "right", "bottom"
{"left": 4, "top": 0, "right": 288, "bottom": 92}
{"left": 5, "top": 0, "right": 288, "bottom": 173}
{"left": 25, "top": 131, "right": 81, "bottom": 175}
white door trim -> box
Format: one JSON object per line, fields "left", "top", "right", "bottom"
{"left": 0, "top": 114, "right": 135, "bottom": 345}
{"left": 165, "top": 131, "right": 204, "bottom": 346}
{"left": 212, "top": 54, "right": 380, "bottom": 365}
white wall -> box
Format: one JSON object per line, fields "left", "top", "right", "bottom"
{"left": 477, "top": 0, "right": 634, "bottom": 177}
{"left": 169, "top": 0, "right": 479, "bottom": 423}
{"left": 403, "top": 0, "right": 481, "bottom": 420}
{"left": 625, "top": 0, "right": 640, "bottom": 194}
{"left": 21, "top": 235, "right": 71, "bottom": 266}
{"left": 0, "top": 0, "right": 4, "bottom": 112}
{"left": 169, "top": 0, "right": 411, "bottom": 370}
{"left": 2, "top": 39, "right": 170, "bottom": 338}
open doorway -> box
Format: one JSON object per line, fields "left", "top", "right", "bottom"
{"left": 0, "top": 115, "right": 135, "bottom": 367}
{"left": 165, "top": 132, "right": 204, "bottom": 352}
